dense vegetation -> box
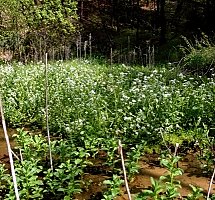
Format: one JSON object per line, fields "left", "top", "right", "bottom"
{"left": 0, "top": 59, "right": 215, "bottom": 199}
{"left": 1, "top": 0, "right": 215, "bottom": 199}
{"left": 1, "top": 0, "right": 215, "bottom": 63}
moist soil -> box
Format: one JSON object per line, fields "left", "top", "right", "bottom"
{"left": 0, "top": 127, "right": 214, "bottom": 199}
{"left": 0, "top": 127, "right": 16, "bottom": 167}
{"left": 75, "top": 153, "right": 215, "bottom": 200}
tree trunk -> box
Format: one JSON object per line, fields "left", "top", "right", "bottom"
{"left": 159, "top": 0, "right": 166, "bottom": 44}
{"left": 136, "top": 0, "right": 141, "bottom": 45}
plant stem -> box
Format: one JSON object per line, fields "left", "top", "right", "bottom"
{"left": 0, "top": 96, "right": 20, "bottom": 200}
{"left": 118, "top": 140, "right": 132, "bottom": 200}
{"left": 45, "top": 53, "right": 53, "bottom": 171}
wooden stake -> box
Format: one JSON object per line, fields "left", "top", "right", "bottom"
{"left": 118, "top": 140, "right": 132, "bottom": 200}
{"left": 79, "top": 34, "right": 82, "bottom": 59}
{"left": 110, "top": 48, "right": 113, "bottom": 66}
{"left": 45, "top": 53, "right": 53, "bottom": 171}
{"left": 207, "top": 167, "right": 215, "bottom": 200}
{"left": 89, "top": 33, "right": 92, "bottom": 59}
{"left": 0, "top": 96, "right": 20, "bottom": 200}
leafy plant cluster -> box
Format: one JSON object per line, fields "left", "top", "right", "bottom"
{"left": 181, "top": 34, "right": 215, "bottom": 75}
{"left": 0, "top": 128, "right": 93, "bottom": 199}
{"left": 136, "top": 153, "right": 204, "bottom": 200}
{"left": 0, "top": 59, "right": 215, "bottom": 198}
{"left": 0, "top": 0, "right": 78, "bottom": 61}
{"left": 1, "top": 60, "right": 215, "bottom": 145}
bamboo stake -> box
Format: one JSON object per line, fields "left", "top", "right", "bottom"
{"left": 110, "top": 48, "right": 113, "bottom": 66}
{"left": 79, "top": 34, "right": 82, "bottom": 59}
{"left": 76, "top": 39, "right": 79, "bottom": 59}
{"left": 45, "top": 53, "right": 53, "bottom": 171}
{"left": 89, "top": 33, "right": 92, "bottom": 59}
{"left": 207, "top": 167, "right": 215, "bottom": 200}
{"left": 19, "top": 149, "right": 23, "bottom": 162}
{"left": 174, "top": 143, "right": 179, "bottom": 157}
{"left": 0, "top": 96, "right": 20, "bottom": 200}
{"left": 11, "top": 150, "right": 20, "bottom": 161}
{"left": 118, "top": 140, "right": 132, "bottom": 200}
{"left": 84, "top": 41, "right": 87, "bottom": 59}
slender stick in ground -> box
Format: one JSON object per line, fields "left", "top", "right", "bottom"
{"left": 0, "top": 96, "right": 20, "bottom": 200}
{"left": 76, "top": 39, "right": 79, "bottom": 59}
{"left": 45, "top": 53, "right": 53, "bottom": 171}
{"left": 79, "top": 34, "right": 82, "bottom": 59}
{"left": 19, "top": 149, "right": 23, "bottom": 162}
{"left": 11, "top": 150, "right": 20, "bottom": 161}
{"left": 110, "top": 47, "right": 113, "bottom": 66}
{"left": 84, "top": 41, "right": 87, "bottom": 59}
{"left": 89, "top": 33, "right": 92, "bottom": 59}
{"left": 207, "top": 167, "right": 215, "bottom": 200}
{"left": 174, "top": 143, "right": 179, "bottom": 157}
{"left": 174, "top": 143, "right": 179, "bottom": 168}
{"left": 118, "top": 140, "right": 132, "bottom": 200}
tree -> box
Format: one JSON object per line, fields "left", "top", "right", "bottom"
{"left": 0, "top": 0, "right": 78, "bottom": 60}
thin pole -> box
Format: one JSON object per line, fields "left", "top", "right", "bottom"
{"left": 118, "top": 140, "right": 132, "bottom": 200}
{"left": 110, "top": 47, "right": 113, "bottom": 66}
{"left": 89, "top": 33, "right": 92, "bottom": 58}
{"left": 0, "top": 96, "right": 20, "bottom": 200}
{"left": 45, "top": 53, "right": 53, "bottom": 171}
{"left": 79, "top": 34, "right": 82, "bottom": 59}
{"left": 207, "top": 167, "right": 215, "bottom": 200}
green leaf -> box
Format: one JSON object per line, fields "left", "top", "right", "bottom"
{"left": 75, "top": 159, "right": 82, "bottom": 165}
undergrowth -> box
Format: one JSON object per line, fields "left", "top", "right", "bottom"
{"left": 0, "top": 59, "right": 215, "bottom": 199}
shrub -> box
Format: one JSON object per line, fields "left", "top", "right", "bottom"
{"left": 181, "top": 34, "right": 215, "bottom": 75}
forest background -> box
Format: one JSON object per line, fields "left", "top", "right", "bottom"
{"left": 1, "top": 0, "right": 215, "bottom": 64}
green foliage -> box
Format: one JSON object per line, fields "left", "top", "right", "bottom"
{"left": 0, "top": 164, "right": 11, "bottom": 198}
{"left": 18, "top": 0, "right": 78, "bottom": 34}
{"left": 1, "top": 60, "right": 215, "bottom": 145}
{"left": 160, "top": 154, "right": 183, "bottom": 199}
{"left": 125, "top": 144, "right": 144, "bottom": 180}
{"left": 136, "top": 177, "right": 164, "bottom": 200}
{"left": 181, "top": 34, "right": 215, "bottom": 74}
{"left": 0, "top": 59, "right": 214, "bottom": 199}
{"left": 44, "top": 160, "right": 83, "bottom": 199}
{"left": 0, "top": 0, "right": 78, "bottom": 58}
{"left": 102, "top": 175, "right": 124, "bottom": 200}
{"left": 5, "top": 161, "right": 44, "bottom": 200}
{"left": 136, "top": 153, "right": 204, "bottom": 200}
{"left": 14, "top": 128, "right": 49, "bottom": 161}
{"left": 0, "top": 128, "right": 91, "bottom": 199}
{"left": 185, "top": 185, "right": 203, "bottom": 200}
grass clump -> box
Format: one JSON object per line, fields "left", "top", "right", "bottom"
{"left": 181, "top": 34, "right": 215, "bottom": 75}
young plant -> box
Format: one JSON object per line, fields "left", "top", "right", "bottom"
{"left": 0, "top": 164, "right": 11, "bottom": 199}
{"left": 5, "top": 160, "right": 44, "bottom": 200}
{"left": 44, "top": 159, "right": 84, "bottom": 199}
{"left": 102, "top": 175, "right": 124, "bottom": 200}
{"left": 14, "top": 128, "right": 48, "bottom": 162}
{"left": 135, "top": 177, "right": 164, "bottom": 200}
{"left": 125, "top": 144, "right": 144, "bottom": 180}
{"left": 160, "top": 154, "right": 183, "bottom": 199}
{"left": 185, "top": 184, "right": 203, "bottom": 200}
{"left": 136, "top": 153, "right": 183, "bottom": 200}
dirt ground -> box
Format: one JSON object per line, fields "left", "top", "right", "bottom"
{"left": 0, "top": 127, "right": 15, "bottom": 161}
{"left": 74, "top": 153, "right": 215, "bottom": 200}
